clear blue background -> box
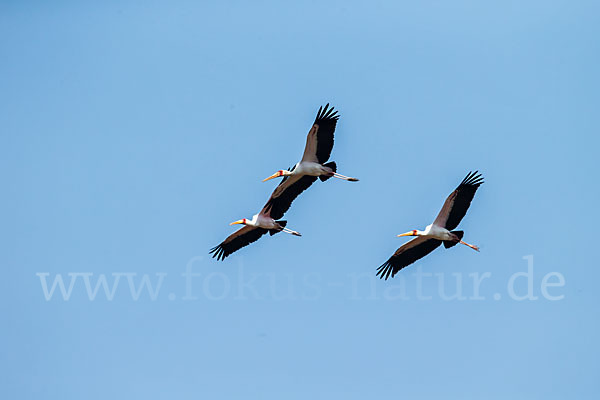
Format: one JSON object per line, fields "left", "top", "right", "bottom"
{"left": 1, "top": 1, "right": 598, "bottom": 399}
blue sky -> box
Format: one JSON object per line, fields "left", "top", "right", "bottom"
{"left": 1, "top": 1, "right": 599, "bottom": 399}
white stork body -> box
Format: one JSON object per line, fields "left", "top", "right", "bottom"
{"left": 377, "top": 172, "right": 484, "bottom": 280}
{"left": 412, "top": 224, "right": 460, "bottom": 241}
{"left": 294, "top": 161, "right": 332, "bottom": 177}
{"left": 287, "top": 160, "right": 355, "bottom": 180}
{"left": 246, "top": 213, "right": 301, "bottom": 236}
{"left": 262, "top": 104, "right": 358, "bottom": 219}
{"left": 245, "top": 214, "right": 282, "bottom": 231}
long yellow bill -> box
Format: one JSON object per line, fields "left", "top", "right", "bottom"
{"left": 229, "top": 220, "right": 245, "bottom": 226}
{"left": 262, "top": 172, "right": 281, "bottom": 182}
{"left": 397, "top": 231, "right": 415, "bottom": 237}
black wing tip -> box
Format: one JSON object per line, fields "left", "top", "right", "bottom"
{"left": 315, "top": 103, "right": 339, "bottom": 122}
{"left": 376, "top": 259, "right": 396, "bottom": 280}
{"left": 209, "top": 244, "right": 227, "bottom": 261}
{"left": 461, "top": 171, "right": 484, "bottom": 187}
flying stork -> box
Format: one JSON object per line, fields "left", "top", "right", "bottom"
{"left": 377, "top": 171, "right": 484, "bottom": 280}
{"left": 262, "top": 104, "right": 359, "bottom": 219}
{"left": 209, "top": 189, "right": 302, "bottom": 261}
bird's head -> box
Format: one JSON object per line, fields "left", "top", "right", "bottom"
{"left": 262, "top": 170, "right": 292, "bottom": 182}
{"left": 229, "top": 218, "right": 248, "bottom": 226}
{"left": 397, "top": 230, "right": 419, "bottom": 237}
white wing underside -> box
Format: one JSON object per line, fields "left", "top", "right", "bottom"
{"left": 271, "top": 174, "right": 303, "bottom": 199}
{"left": 432, "top": 191, "right": 456, "bottom": 228}
{"left": 259, "top": 205, "right": 271, "bottom": 218}
{"left": 301, "top": 124, "right": 319, "bottom": 163}
{"left": 397, "top": 236, "right": 431, "bottom": 254}
{"left": 259, "top": 173, "right": 304, "bottom": 218}
{"left": 223, "top": 225, "right": 257, "bottom": 245}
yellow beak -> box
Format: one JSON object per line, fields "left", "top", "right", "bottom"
{"left": 262, "top": 172, "right": 280, "bottom": 182}
{"left": 229, "top": 220, "right": 244, "bottom": 226}
{"left": 397, "top": 232, "right": 414, "bottom": 237}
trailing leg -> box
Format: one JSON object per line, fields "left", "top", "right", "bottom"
{"left": 332, "top": 172, "right": 359, "bottom": 182}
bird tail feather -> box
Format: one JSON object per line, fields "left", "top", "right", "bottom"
{"left": 270, "top": 220, "right": 287, "bottom": 235}
{"left": 319, "top": 161, "right": 337, "bottom": 182}
{"left": 443, "top": 231, "right": 464, "bottom": 248}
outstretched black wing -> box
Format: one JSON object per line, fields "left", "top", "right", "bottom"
{"left": 301, "top": 104, "right": 339, "bottom": 164}
{"left": 210, "top": 225, "right": 269, "bottom": 261}
{"left": 263, "top": 166, "right": 318, "bottom": 220}
{"left": 376, "top": 237, "right": 442, "bottom": 280}
{"left": 433, "top": 171, "right": 484, "bottom": 231}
